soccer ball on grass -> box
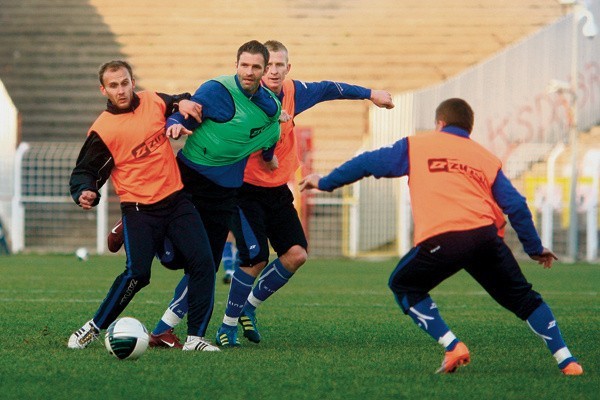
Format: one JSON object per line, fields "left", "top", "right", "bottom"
{"left": 104, "top": 317, "right": 149, "bottom": 360}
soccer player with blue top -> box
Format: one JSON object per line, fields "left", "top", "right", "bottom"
{"left": 148, "top": 40, "right": 283, "bottom": 350}
{"left": 216, "top": 40, "right": 394, "bottom": 347}
{"left": 299, "top": 98, "right": 583, "bottom": 375}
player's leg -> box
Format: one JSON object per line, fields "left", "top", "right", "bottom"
{"left": 190, "top": 191, "right": 240, "bottom": 347}
{"left": 465, "top": 235, "right": 582, "bottom": 375}
{"left": 216, "top": 204, "right": 267, "bottom": 346}
{"left": 221, "top": 231, "right": 237, "bottom": 284}
{"left": 145, "top": 231, "right": 190, "bottom": 347}
{"left": 240, "top": 185, "right": 308, "bottom": 341}
{"left": 149, "top": 272, "right": 188, "bottom": 348}
{"left": 68, "top": 211, "right": 156, "bottom": 349}
{"left": 166, "top": 197, "right": 219, "bottom": 352}
{"left": 389, "top": 252, "right": 468, "bottom": 373}
{"left": 245, "top": 184, "right": 307, "bottom": 308}
{"left": 388, "top": 228, "right": 489, "bottom": 373}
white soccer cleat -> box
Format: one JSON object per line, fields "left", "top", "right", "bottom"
{"left": 182, "top": 336, "right": 221, "bottom": 352}
{"left": 68, "top": 319, "right": 100, "bottom": 349}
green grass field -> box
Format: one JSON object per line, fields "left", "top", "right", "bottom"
{"left": 0, "top": 254, "right": 597, "bottom": 399}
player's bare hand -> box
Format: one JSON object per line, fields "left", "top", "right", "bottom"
{"left": 178, "top": 100, "right": 202, "bottom": 123}
{"left": 264, "top": 155, "right": 279, "bottom": 171}
{"left": 299, "top": 174, "right": 322, "bottom": 192}
{"left": 530, "top": 247, "right": 558, "bottom": 269}
{"left": 166, "top": 124, "right": 192, "bottom": 140}
{"left": 370, "top": 90, "right": 395, "bottom": 109}
{"left": 279, "top": 110, "right": 292, "bottom": 123}
{"left": 78, "top": 190, "right": 97, "bottom": 210}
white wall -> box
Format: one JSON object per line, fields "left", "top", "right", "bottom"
{"left": 362, "top": 2, "right": 600, "bottom": 256}
{"left": 0, "top": 79, "right": 18, "bottom": 241}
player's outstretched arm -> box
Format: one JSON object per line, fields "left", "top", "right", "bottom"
{"left": 299, "top": 174, "right": 322, "bottom": 192}
{"left": 370, "top": 90, "right": 394, "bottom": 109}
{"left": 529, "top": 247, "right": 558, "bottom": 269}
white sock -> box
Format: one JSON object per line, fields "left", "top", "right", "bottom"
{"left": 222, "top": 316, "right": 238, "bottom": 327}
{"left": 247, "top": 292, "right": 263, "bottom": 308}
{"left": 162, "top": 308, "right": 182, "bottom": 328}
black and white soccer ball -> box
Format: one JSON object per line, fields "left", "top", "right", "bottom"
{"left": 104, "top": 317, "right": 149, "bottom": 360}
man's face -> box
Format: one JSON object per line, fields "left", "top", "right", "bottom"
{"left": 263, "top": 50, "right": 290, "bottom": 95}
{"left": 236, "top": 52, "right": 266, "bottom": 94}
{"left": 100, "top": 67, "right": 135, "bottom": 109}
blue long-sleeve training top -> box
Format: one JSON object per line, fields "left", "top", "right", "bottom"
{"left": 288, "top": 80, "right": 371, "bottom": 115}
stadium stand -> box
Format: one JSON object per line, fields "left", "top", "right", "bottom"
{"left": 0, "top": 0, "right": 564, "bottom": 164}
{"left": 0, "top": 0, "right": 576, "bottom": 254}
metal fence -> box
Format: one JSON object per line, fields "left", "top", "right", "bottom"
{"left": 339, "top": 5, "right": 600, "bottom": 261}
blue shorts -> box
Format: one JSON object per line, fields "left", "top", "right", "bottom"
{"left": 388, "top": 224, "right": 543, "bottom": 320}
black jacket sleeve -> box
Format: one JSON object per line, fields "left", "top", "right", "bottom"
{"left": 69, "top": 131, "right": 114, "bottom": 207}
{"left": 157, "top": 92, "right": 192, "bottom": 118}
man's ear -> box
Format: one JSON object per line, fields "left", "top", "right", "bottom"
{"left": 131, "top": 78, "right": 135, "bottom": 90}
{"left": 435, "top": 120, "right": 446, "bottom": 131}
{"left": 99, "top": 85, "right": 107, "bottom": 97}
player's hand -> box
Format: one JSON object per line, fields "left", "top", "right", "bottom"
{"left": 166, "top": 124, "right": 192, "bottom": 140}
{"left": 529, "top": 247, "right": 558, "bottom": 269}
{"left": 279, "top": 110, "right": 292, "bottom": 123}
{"left": 264, "top": 155, "right": 279, "bottom": 171}
{"left": 299, "top": 174, "right": 322, "bottom": 192}
{"left": 370, "top": 90, "right": 394, "bottom": 109}
{"left": 178, "top": 100, "right": 202, "bottom": 123}
{"left": 78, "top": 190, "right": 97, "bottom": 210}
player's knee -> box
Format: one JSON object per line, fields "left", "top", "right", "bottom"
{"left": 388, "top": 275, "right": 416, "bottom": 313}
{"left": 282, "top": 245, "right": 307, "bottom": 272}
{"left": 388, "top": 271, "right": 404, "bottom": 294}
{"left": 511, "top": 292, "right": 544, "bottom": 320}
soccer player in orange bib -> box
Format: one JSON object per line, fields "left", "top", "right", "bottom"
{"left": 68, "top": 60, "right": 219, "bottom": 352}
{"left": 299, "top": 98, "right": 582, "bottom": 375}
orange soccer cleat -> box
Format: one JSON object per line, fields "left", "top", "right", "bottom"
{"left": 561, "top": 361, "right": 583, "bottom": 376}
{"left": 436, "top": 341, "right": 471, "bottom": 374}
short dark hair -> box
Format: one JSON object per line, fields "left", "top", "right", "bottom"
{"left": 98, "top": 60, "right": 133, "bottom": 86}
{"left": 236, "top": 40, "right": 270, "bottom": 67}
{"left": 435, "top": 98, "right": 474, "bottom": 133}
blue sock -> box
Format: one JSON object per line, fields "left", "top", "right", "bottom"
{"left": 222, "top": 242, "right": 235, "bottom": 272}
{"left": 153, "top": 274, "right": 189, "bottom": 334}
{"left": 407, "top": 296, "right": 458, "bottom": 350}
{"left": 250, "top": 258, "right": 293, "bottom": 303}
{"left": 527, "top": 302, "right": 576, "bottom": 368}
{"left": 223, "top": 268, "right": 256, "bottom": 323}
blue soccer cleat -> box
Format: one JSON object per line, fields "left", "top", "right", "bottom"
{"left": 239, "top": 310, "right": 261, "bottom": 343}
{"left": 215, "top": 325, "right": 240, "bottom": 347}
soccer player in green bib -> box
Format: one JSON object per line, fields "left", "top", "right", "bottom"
{"left": 149, "top": 40, "right": 283, "bottom": 350}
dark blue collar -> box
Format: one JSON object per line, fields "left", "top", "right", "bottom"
{"left": 441, "top": 125, "right": 470, "bottom": 138}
